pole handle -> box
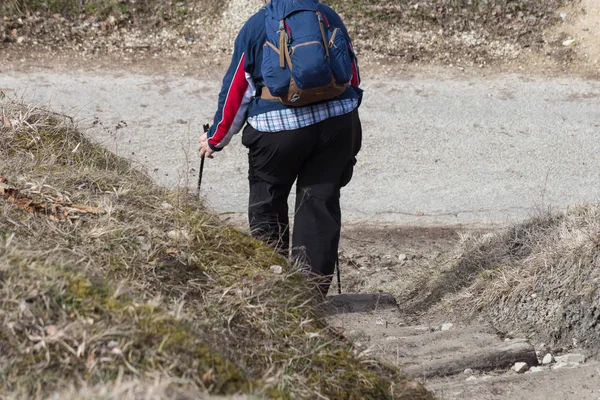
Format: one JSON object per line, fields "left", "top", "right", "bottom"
{"left": 198, "top": 124, "right": 210, "bottom": 195}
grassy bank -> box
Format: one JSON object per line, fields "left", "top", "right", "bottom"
{"left": 0, "top": 99, "right": 432, "bottom": 399}
{"left": 408, "top": 207, "right": 600, "bottom": 355}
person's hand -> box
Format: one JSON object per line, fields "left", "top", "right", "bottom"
{"left": 198, "top": 132, "right": 215, "bottom": 159}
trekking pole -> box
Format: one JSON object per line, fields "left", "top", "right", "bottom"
{"left": 197, "top": 124, "right": 210, "bottom": 195}
{"left": 336, "top": 255, "right": 342, "bottom": 295}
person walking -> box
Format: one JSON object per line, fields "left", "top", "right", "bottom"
{"left": 199, "top": 0, "right": 362, "bottom": 296}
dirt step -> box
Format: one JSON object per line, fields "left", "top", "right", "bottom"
{"left": 401, "top": 339, "right": 538, "bottom": 378}
{"left": 324, "top": 293, "right": 399, "bottom": 314}
{"left": 427, "top": 362, "right": 600, "bottom": 400}
{"left": 325, "top": 293, "right": 537, "bottom": 379}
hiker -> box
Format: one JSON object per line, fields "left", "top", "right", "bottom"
{"left": 199, "top": 0, "right": 362, "bottom": 295}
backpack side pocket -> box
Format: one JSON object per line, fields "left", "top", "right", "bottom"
{"left": 328, "top": 28, "right": 353, "bottom": 85}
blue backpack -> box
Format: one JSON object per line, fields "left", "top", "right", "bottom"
{"left": 261, "top": 0, "right": 353, "bottom": 107}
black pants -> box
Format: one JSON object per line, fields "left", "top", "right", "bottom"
{"left": 242, "top": 109, "right": 362, "bottom": 294}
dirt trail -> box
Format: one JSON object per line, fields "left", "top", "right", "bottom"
{"left": 325, "top": 227, "right": 600, "bottom": 399}
{"left": 324, "top": 290, "right": 600, "bottom": 400}
{"left": 2, "top": 66, "right": 600, "bottom": 229}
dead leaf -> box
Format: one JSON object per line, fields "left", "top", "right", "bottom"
{"left": 1, "top": 116, "right": 12, "bottom": 130}
{"left": 167, "top": 247, "right": 179, "bottom": 255}
{"left": 0, "top": 182, "right": 18, "bottom": 196}
{"left": 202, "top": 369, "right": 213, "bottom": 385}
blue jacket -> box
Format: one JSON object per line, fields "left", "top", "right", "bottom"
{"left": 207, "top": 1, "right": 362, "bottom": 151}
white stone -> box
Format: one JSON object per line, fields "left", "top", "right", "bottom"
{"left": 269, "top": 265, "right": 283, "bottom": 274}
{"left": 441, "top": 323, "right": 454, "bottom": 331}
{"left": 160, "top": 202, "right": 174, "bottom": 210}
{"left": 542, "top": 353, "right": 554, "bottom": 365}
{"left": 463, "top": 368, "right": 474, "bottom": 375}
{"left": 398, "top": 254, "right": 408, "bottom": 261}
{"left": 465, "top": 376, "right": 477, "bottom": 381}
{"left": 562, "top": 39, "right": 576, "bottom": 47}
{"left": 555, "top": 353, "right": 586, "bottom": 364}
{"left": 512, "top": 362, "right": 529, "bottom": 373}
{"left": 167, "top": 230, "right": 189, "bottom": 241}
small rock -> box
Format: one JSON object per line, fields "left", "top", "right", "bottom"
{"left": 17, "top": 36, "right": 25, "bottom": 44}
{"left": 555, "top": 353, "right": 586, "bottom": 364}
{"left": 542, "top": 353, "right": 554, "bottom": 365}
{"left": 559, "top": 11, "right": 567, "bottom": 21}
{"left": 465, "top": 376, "right": 477, "bottom": 381}
{"left": 269, "top": 265, "right": 283, "bottom": 274}
{"left": 463, "top": 368, "right": 474, "bottom": 375}
{"left": 167, "top": 230, "right": 189, "bottom": 241}
{"left": 398, "top": 254, "right": 408, "bottom": 261}
{"left": 441, "top": 323, "right": 454, "bottom": 331}
{"left": 512, "top": 362, "right": 529, "bottom": 373}
{"left": 107, "top": 340, "right": 119, "bottom": 348}
{"left": 562, "top": 39, "right": 576, "bottom": 47}
{"left": 160, "top": 202, "right": 174, "bottom": 210}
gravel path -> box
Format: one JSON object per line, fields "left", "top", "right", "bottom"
{"left": 2, "top": 68, "right": 600, "bottom": 228}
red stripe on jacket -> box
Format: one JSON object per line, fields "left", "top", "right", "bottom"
{"left": 210, "top": 54, "right": 249, "bottom": 147}
{"left": 351, "top": 60, "right": 359, "bottom": 87}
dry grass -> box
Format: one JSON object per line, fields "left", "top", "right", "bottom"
{"left": 411, "top": 207, "right": 600, "bottom": 354}
{"left": 0, "top": 99, "right": 433, "bottom": 399}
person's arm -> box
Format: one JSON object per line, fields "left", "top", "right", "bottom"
{"left": 205, "top": 20, "right": 258, "bottom": 152}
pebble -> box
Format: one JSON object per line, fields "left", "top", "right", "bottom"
{"left": 465, "top": 375, "right": 477, "bottom": 381}
{"left": 542, "top": 353, "right": 554, "bottom": 365}
{"left": 160, "top": 202, "right": 174, "bottom": 210}
{"left": 167, "top": 229, "right": 189, "bottom": 241}
{"left": 441, "top": 323, "right": 453, "bottom": 331}
{"left": 562, "top": 39, "right": 576, "bottom": 46}
{"left": 512, "top": 362, "right": 529, "bottom": 373}
{"left": 555, "top": 353, "right": 586, "bottom": 364}
{"left": 398, "top": 254, "right": 408, "bottom": 261}
{"left": 269, "top": 265, "right": 283, "bottom": 274}
{"left": 463, "top": 368, "right": 474, "bottom": 375}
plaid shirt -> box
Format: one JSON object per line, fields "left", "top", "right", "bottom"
{"left": 247, "top": 98, "right": 358, "bottom": 132}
